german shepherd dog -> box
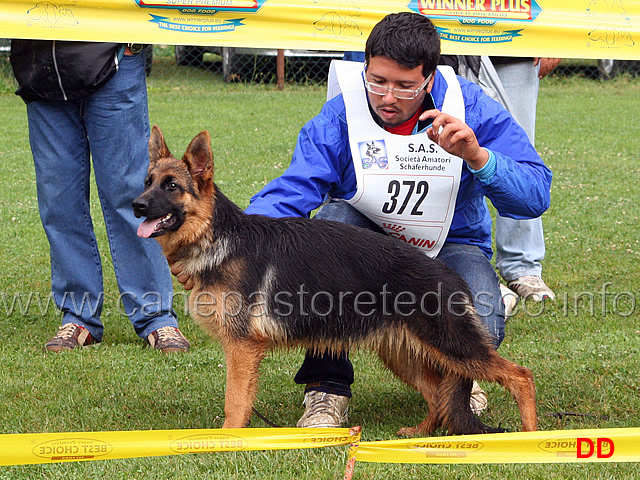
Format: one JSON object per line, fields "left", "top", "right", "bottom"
{"left": 132, "top": 126, "right": 537, "bottom": 436}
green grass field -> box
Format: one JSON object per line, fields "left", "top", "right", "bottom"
{"left": 0, "top": 62, "right": 639, "bottom": 479}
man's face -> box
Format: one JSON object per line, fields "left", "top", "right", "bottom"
{"left": 365, "top": 56, "right": 433, "bottom": 128}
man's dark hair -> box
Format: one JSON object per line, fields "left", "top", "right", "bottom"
{"left": 365, "top": 12, "right": 440, "bottom": 78}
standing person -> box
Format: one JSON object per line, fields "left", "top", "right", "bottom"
{"left": 10, "top": 41, "right": 190, "bottom": 353}
{"left": 490, "top": 56, "right": 561, "bottom": 302}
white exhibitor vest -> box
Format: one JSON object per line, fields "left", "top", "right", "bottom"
{"left": 327, "top": 60, "right": 465, "bottom": 257}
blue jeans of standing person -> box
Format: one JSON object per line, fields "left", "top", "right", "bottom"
{"left": 294, "top": 200, "right": 506, "bottom": 397}
{"left": 26, "top": 51, "right": 177, "bottom": 342}
{"left": 493, "top": 59, "right": 546, "bottom": 282}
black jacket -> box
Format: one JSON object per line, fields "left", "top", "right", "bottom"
{"left": 10, "top": 40, "right": 122, "bottom": 103}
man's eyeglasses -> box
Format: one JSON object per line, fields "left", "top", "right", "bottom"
{"left": 364, "top": 73, "right": 432, "bottom": 100}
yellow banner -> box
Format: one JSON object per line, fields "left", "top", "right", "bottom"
{"left": 2, "top": 426, "right": 640, "bottom": 467}
{"left": 356, "top": 427, "right": 640, "bottom": 464}
{"left": 1, "top": 0, "right": 639, "bottom": 59}
{"left": 0, "top": 427, "right": 356, "bottom": 466}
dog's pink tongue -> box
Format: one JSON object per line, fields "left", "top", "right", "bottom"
{"left": 137, "top": 218, "right": 161, "bottom": 238}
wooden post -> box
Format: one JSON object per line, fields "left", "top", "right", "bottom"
{"left": 343, "top": 426, "right": 362, "bottom": 480}
{"left": 277, "top": 49, "right": 285, "bottom": 90}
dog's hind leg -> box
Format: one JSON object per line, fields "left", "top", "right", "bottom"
{"left": 437, "top": 373, "right": 504, "bottom": 435}
{"left": 221, "top": 337, "right": 268, "bottom": 428}
{"left": 377, "top": 344, "right": 443, "bottom": 436}
{"left": 396, "top": 364, "right": 444, "bottom": 437}
{"left": 475, "top": 352, "right": 537, "bottom": 432}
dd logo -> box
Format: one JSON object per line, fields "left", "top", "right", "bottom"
{"left": 577, "top": 437, "right": 614, "bottom": 458}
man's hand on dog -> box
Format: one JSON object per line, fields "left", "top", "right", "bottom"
{"left": 167, "top": 255, "right": 195, "bottom": 290}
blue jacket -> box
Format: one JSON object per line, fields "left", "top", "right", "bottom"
{"left": 246, "top": 69, "right": 552, "bottom": 258}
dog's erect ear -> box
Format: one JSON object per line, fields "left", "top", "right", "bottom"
{"left": 183, "top": 131, "right": 213, "bottom": 182}
{"left": 148, "top": 125, "right": 173, "bottom": 166}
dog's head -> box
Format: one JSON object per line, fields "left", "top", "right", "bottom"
{"left": 133, "top": 125, "right": 214, "bottom": 242}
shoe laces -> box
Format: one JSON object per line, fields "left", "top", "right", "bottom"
{"left": 55, "top": 323, "right": 82, "bottom": 339}
{"left": 303, "top": 391, "right": 347, "bottom": 419}
{"left": 516, "top": 275, "right": 547, "bottom": 287}
{"left": 154, "top": 326, "right": 180, "bottom": 341}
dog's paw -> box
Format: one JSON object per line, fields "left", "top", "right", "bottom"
{"left": 397, "top": 426, "right": 420, "bottom": 437}
{"left": 482, "top": 423, "right": 507, "bottom": 434}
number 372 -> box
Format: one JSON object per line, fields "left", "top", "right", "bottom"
{"left": 381, "top": 180, "right": 429, "bottom": 216}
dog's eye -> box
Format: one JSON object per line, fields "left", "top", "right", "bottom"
{"left": 145, "top": 178, "right": 153, "bottom": 187}
{"left": 167, "top": 182, "right": 179, "bottom": 190}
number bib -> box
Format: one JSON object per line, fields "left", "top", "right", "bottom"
{"left": 327, "top": 61, "right": 464, "bottom": 257}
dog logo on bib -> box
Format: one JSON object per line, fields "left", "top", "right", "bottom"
{"left": 358, "top": 140, "right": 388, "bottom": 169}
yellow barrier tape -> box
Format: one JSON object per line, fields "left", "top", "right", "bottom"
{"left": 2, "top": 426, "right": 639, "bottom": 467}
{"left": 355, "top": 427, "right": 640, "bottom": 464}
{"left": 1, "top": 0, "right": 639, "bottom": 60}
{"left": 0, "top": 427, "right": 356, "bottom": 467}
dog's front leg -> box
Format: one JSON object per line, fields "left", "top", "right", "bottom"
{"left": 221, "top": 337, "right": 268, "bottom": 428}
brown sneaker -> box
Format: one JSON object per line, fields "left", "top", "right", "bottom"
{"left": 44, "top": 323, "right": 98, "bottom": 352}
{"left": 147, "top": 326, "right": 190, "bottom": 353}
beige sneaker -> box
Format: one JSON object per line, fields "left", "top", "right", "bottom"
{"left": 470, "top": 380, "right": 488, "bottom": 415}
{"left": 499, "top": 283, "right": 519, "bottom": 320}
{"left": 147, "top": 326, "right": 190, "bottom": 353}
{"left": 508, "top": 275, "right": 556, "bottom": 302}
{"left": 296, "top": 391, "right": 349, "bottom": 428}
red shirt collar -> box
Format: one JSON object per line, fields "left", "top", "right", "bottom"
{"left": 384, "top": 107, "right": 422, "bottom": 135}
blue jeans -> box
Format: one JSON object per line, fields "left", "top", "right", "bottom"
{"left": 493, "top": 60, "right": 546, "bottom": 282}
{"left": 26, "top": 52, "right": 177, "bottom": 341}
{"left": 295, "top": 201, "right": 505, "bottom": 394}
